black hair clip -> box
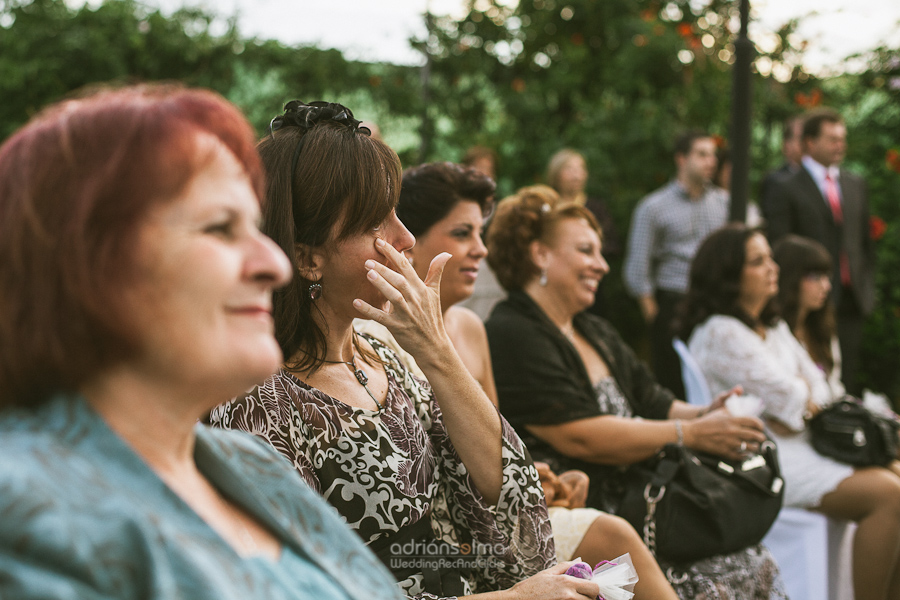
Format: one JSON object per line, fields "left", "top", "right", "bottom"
{"left": 268, "top": 100, "right": 371, "bottom": 140}
{"left": 268, "top": 101, "right": 372, "bottom": 198}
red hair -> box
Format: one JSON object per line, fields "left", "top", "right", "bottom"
{"left": 0, "top": 84, "right": 263, "bottom": 408}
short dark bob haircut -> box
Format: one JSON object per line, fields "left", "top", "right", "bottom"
{"left": 397, "top": 161, "right": 495, "bottom": 239}
{"left": 486, "top": 184, "right": 601, "bottom": 292}
{"left": 0, "top": 84, "right": 264, "bottom": 408}
{"left": 677, "top": 223, "right": 779, "bottom": 340}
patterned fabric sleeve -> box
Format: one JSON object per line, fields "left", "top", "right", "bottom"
{"left": 368, "top": 337, "right": 556, "bottom": 593}
{"left": 207, "top": 382, "right": 322, "bottom": 494}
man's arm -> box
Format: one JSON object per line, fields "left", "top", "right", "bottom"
{"left": 623, "top": 200, "right": 656, "bottom": 319}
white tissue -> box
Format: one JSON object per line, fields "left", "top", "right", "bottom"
{"left": 725, "top": 393, "right": 764, "bottom": 418}
{"left": 591, "top": 553, "right": 639, "bottom": 600}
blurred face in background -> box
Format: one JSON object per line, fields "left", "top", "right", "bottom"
{"left": 408, "top": 200, "right": 487, "bottom": 310}
{"left": 678, "top": 137, "right": 718, "bottom": 188}
{"left": 556, "top": 155, "right": 588, "bottom": 197}
{"left": 805, "top": 121, "right": 847, "bottom": 168}
{"left": 799, "top": 271, "right": 832, "bottom": 314}
{"left": 783, "top": 119, "right": 805, "bottom": 166}
{"left": 739, "top": 233, "right": 779, "bottom": 312}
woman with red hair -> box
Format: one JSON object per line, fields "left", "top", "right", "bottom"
{"left": 0, "top": 85, "right": 406, "bottom": 600}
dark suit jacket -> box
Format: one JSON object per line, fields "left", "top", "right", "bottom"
{"left": 759, "top": 162, "right": 798, "bottom": 208}
{"left": 763, "top": 165, "right": 875, "bottom": 314}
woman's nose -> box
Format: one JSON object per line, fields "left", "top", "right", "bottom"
{"left": 248, "top": 233, "right": 293, "bottom": 288}
{"left": 471, "top": 233, "right": 488, "bottom": 258}
{"left": 387, "top": 211, "right": 415, "bottom": 253}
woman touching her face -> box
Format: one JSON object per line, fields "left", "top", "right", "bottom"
{"left": 209, "top": 106, "right": 597, "bottom": 600}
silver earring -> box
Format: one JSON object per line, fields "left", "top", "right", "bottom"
{"left": 308, "top": 282, "right": 322, "bottom": 300}
{"left": 539, "top": 269, "right": 548, "bottom": 286}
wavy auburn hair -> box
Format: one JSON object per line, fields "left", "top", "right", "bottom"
{"left": 486, "top": 185, "right": 601, "bottom": 291}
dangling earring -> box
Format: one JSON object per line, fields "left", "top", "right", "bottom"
{"left": 308, "top": 282, "right": 322, "bottom": 300}
{"left": 539, "top": 269, "right": 548, "bottom": 287}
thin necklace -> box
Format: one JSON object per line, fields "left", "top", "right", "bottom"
{"left": 322, "top": 354, "right": 383, "bottom": 411}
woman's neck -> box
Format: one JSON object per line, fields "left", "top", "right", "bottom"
{"left": 524, "top": 282, "right": 576, "bottom": 332}
{"left": 739, "top": 298, "right": 766, "bottom": 322}
{"left": 793, "top": 308, "right": 809, "bottom": 344}
{"left": 81, "top": 369, "right": 203, "bottom": 477}
{"left": 308, "top": 301, "right": 358, "bottom": 364}
{"left": 559, "top": 190, "right": 586, "bottom": 205}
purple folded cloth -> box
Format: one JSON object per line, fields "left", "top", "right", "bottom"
{"left": 565, "top": 561, "right": 593, "bottom": 580}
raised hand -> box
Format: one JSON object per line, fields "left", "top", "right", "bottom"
{"left": 353, "top": 237, "right": 453, "bottom": 367}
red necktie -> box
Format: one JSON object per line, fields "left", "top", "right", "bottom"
{"left": 824, "top": 173, "right": 851, "bottom": 286}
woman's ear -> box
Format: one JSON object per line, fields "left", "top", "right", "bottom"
{"left": 294, "top": 243, "right": 326, "bottom": 282}
{"left": 529, "top": 239, "right": 550, "bottom": 271}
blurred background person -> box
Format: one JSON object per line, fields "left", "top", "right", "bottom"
{"left": 623, "top": 131, "right": 727, "bottom": 399}
{"left": 459, "top": 144, "right": 506, "bottom": 320}
{"left": 461, "top": 145, "right": 497, "bottom": 180}
{"left": 682, "top": 224, "right": 900, "bottom": 600}
{"left": 485, "top": 186, "right": 780, "bottom": 600}
{"left": 0, "top": 85, "right": 404, "bottom": 600}
{"left": 762, "top": 109, "right": 875, "bottom": 396}
{"left": 773, "top": 235, "right": 844, "bottom": 397}
{"left": 546, "top": 148, "right": 622, "bottom": 318}
{"left": 760, "top": 116, "right": 805, "bottom": 206}
{"left": 714, "top": 142, "right": 761, "bottom": 227}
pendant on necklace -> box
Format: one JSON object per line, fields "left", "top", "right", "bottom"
{"left": 353, "top": 366, "right": 369, "bottom": 386}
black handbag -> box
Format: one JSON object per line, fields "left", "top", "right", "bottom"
{"left": 617, "top": 441, "right": 784, "bottom": 564}
{"left": 809, "top": 397, "right": 900, "bottom": 467}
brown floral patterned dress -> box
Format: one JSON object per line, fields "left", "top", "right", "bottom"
{"left": 208, "top": 335, "right": 554, "bottom": 600}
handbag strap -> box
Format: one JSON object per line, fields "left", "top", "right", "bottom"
{"left": 640, "top": 446, "right": 681, "bottom": 557}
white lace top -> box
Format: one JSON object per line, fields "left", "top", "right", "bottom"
{"left": 688, "top": 316, "right": 832, "bottom": 431}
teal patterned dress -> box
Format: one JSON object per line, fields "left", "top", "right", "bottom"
{"left": 0, "top": 395, "right": 405, "bottom": 600}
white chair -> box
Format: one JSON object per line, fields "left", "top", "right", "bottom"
{"left": 671, "top": 338, "right": 854, "bottom": 600}
{"left": 672, "top": 338, "right": 712, "bottom": 406}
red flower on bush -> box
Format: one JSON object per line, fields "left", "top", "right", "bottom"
{"left": 886, "top": 148, "right": 900, "bottom": 173}
{"left": 794, "top": 89, "right": 822, "bottom": 108}
{"left": 677, "top": 23, "right": 693, "bottom": 38}
{"left": 870, "top": 215, "right": 887, "bottom": 241}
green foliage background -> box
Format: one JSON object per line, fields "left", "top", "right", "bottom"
{"left": 2, "top": 0, "right": 898, "bottom": 399}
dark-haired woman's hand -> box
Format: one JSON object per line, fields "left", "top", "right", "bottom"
{"left": 356, "top": 237, "right": 504, "bottom": 503}
{"left": 683, "top": 408, "right": 767, "bottom": 461}
{"left": 354, "top": 238, "right": 454, "bottom": 367}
